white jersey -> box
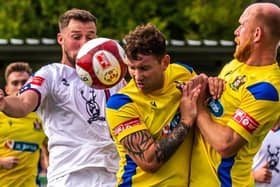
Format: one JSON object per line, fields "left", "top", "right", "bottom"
{"left": 253, "top": 128, "right": 280, "bottom": 187}
{"left": 20, "top": 63, "right": 125, "bottom": 183}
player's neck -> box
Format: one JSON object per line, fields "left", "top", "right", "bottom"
{"left": 61, "top": 60, "right": 75, "bottom": 68}
{"left": 246, "top": 53, "right": 276, "bottom": 66}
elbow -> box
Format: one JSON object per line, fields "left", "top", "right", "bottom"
{"left": 140, "top": 164, "right": 161, "bottom": 173}
{"left": 216, "top": 143, "right": 237, "bottom": 158}
{"left": 136, "top": 158, "right": 162, "bottom": 173}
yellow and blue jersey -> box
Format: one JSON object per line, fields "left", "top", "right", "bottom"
{"left": 190, "top": 59, "right": 280, "bottom": 187}
{"left": 0, "top": 112, "right": 46, "bottom": 187}
{"left": 106, "top": 63, "right": 196, "bottom": 187}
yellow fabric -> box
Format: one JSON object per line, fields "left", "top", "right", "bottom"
{"left": 190, "top": 59, "right": 280, "bottom": 187}
{"left": 0, "top": 112, "right": 46, "bottom": 187}
{"left": 106, "top": 63, "right": 196, "bottom": 186}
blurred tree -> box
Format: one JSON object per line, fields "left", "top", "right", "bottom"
{"left": 0, "top": 0, "right": 254, "bottom": 40}
{"left": 183, "top": 0, "right": 254, "bottom": 40}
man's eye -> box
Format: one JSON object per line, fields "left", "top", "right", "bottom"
{"left": 87, "top": 36, "right": 96, "bottom": 40}
{"left": 72, "top": 35, "right": 81, "bottom": 40}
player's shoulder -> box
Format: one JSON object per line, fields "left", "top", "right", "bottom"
{"left": 247, "top": 82, "right": 279, "bottom": 102}
{"left": 171, "top": 62, "right": 194, "bottom": 74}
{"left": 107, "top": 93, "right": 133, "bottom": 110}
{"left": 38, "top": 63, "right": 73, "bottom": 73}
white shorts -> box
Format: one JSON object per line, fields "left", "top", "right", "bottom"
{"left": 47, "top": 167, "right": 116, "bottom": 187}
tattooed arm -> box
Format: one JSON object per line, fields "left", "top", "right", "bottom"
{"left": 120, "top": 83, "right": 201, "bottom": 173}
{"left": 121, "top": 122, "right": 190, "bottom": 173}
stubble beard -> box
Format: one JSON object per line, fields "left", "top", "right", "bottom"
{"left": 65, "top": 49, "right": 76, "bottom": 67}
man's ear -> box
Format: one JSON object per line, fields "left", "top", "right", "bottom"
{"left": 57, "top": 33, "right": 63, "bottom": 45}
{"left": 4, "top": 85, "right": 10, "bottom": 96}
{"left": 162, "top": 54, "right": 170, "bottom": 70}
{"left": 254, "top": 27, "right": 262, "bottom": 43}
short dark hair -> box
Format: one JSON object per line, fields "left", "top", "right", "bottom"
{"left": 58, "top": 8, "right": 97, "bottom": 31}
{"left": 124, "top": 23, "right": 166, "bottom": 61}
{"left": 5, "top": 62, "right": 32, "bottom": 82}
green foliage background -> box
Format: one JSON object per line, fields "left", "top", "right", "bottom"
{"left": 0, "top": 0, "right": 254, "bottom": 41}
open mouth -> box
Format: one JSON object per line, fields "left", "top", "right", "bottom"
{"left": 136, "top": 82, "right": 144, "bottom": 88}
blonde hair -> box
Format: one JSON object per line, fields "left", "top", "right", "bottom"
{"left": 5, "top": 62, "right": 32, "bottom": 82}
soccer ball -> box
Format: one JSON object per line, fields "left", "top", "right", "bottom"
{"left": 76, "top": 37, "right": 128, "bottom": 89}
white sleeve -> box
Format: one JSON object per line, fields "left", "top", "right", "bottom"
{"left": 19, "top": 64, "right": 54, "bottom": 108}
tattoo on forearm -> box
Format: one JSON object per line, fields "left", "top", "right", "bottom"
{"left": 122, "top": 130, "right": 153, "bottom": 160}
{"left": 155, "top": 122, "right": 189, "bottom": 163}
{"left": 121, "top": 122, "right": 189, "bottom": 164}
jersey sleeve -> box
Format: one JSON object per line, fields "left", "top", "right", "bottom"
{"left": 106, "top": 93, "right": 148, "bottom": 142}
{"left": 227, "top": 82, "right": 280, "bottom": 142}
{"left": 19, "top": 65, "right": 54, "bottom": 110}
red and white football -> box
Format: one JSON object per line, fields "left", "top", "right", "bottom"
{"left": 76, "top": 37, "right": 128, "bottom": 89}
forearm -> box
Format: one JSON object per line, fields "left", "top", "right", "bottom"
{"left": 2, "top": 91, "right": 38, "bottom": 117}
{"left": 3, "top": 96, "right": 31, "bottom": 117}
{"left": 197, "top": 108, "right": 239, "bottom": 157}
{"left": 154, "top": 121, "right": 190, "bottom": 163}
{"left": 121, "top": 121, "right": 191, "bottom": 173}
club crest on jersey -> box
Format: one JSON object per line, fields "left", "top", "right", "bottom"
{"left": 161, "top": 112, "right": 180, "bottom": 136}
{"left": 233, "top": 108, "right": 259, "bottom": 134}
{"left": 230, "top": 75, "right": 246, "bottom": 91}
{"left": 33, "top": 119, "right": 43, "bottom": 130}
{"left": 208, "top": 98, "right": 224, "bottom": 117}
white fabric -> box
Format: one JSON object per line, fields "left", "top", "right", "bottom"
{"left": 253, "top": 129, "right": 280, "bottom": 187}
{"left": 22, "top": 63, "right": 124, "bottom": 185}
{"left": 47, "top": 167, "right": 116, "bottom": 187}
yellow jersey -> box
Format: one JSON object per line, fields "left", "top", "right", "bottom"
{"left": 190, "top": 59, "right": 280, "bottom": 187}
{"left": 106, "top": 63, "right": 196, "bottom": 187}
{"left": 0, "top": 112, "right": 46, "bottom": 187}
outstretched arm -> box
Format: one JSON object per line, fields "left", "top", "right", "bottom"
{"left": 0, "top": 89, "right": 38, "bottom": 117}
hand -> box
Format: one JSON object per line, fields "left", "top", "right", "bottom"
{"left": 179, "top": 80, "right": 201, "bottom": 127}
{"left": 252, "top": 161, "right": 272, "bottom": 184}
{"left": 0, "top": 156, "right": 19, "bottom": 169}
{"left": 208, "top": 77, "right": 226, "bottom": 99}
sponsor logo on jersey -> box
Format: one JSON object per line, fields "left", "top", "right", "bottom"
{"left": 208, "top": 98, "right": 224, "bottom": 117}
{"left": 62, "top": 78, "right": 70, "bottom": 86}
{"left": 5, "top": 140, "right": 39, "bottom": 152}
{"left": 114, "top": 118, "right": 141, "bottom": 136}
{"left": 30, "top": 76, "right": 45, "bottom": 86}
{"left": 233, "top": 108, "right": 259, "bottom": 134}
{"left": 150, "top": 101, "right": 157, "bottom": 108}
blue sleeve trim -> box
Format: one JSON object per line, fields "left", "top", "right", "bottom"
{"left": 107, "top": 93, "right": 132, "bottom": 110}
{"left": 247, "top": 82, "right": 279, "bottom": 101}
{"left": 174, "top": 62, "right": 193, "bottom": 73}
{"left": 218, "top": 156, "right": 235, "bottom": 187}
{"left": 119, "top": 154, "right": 137, "bottom": 187}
